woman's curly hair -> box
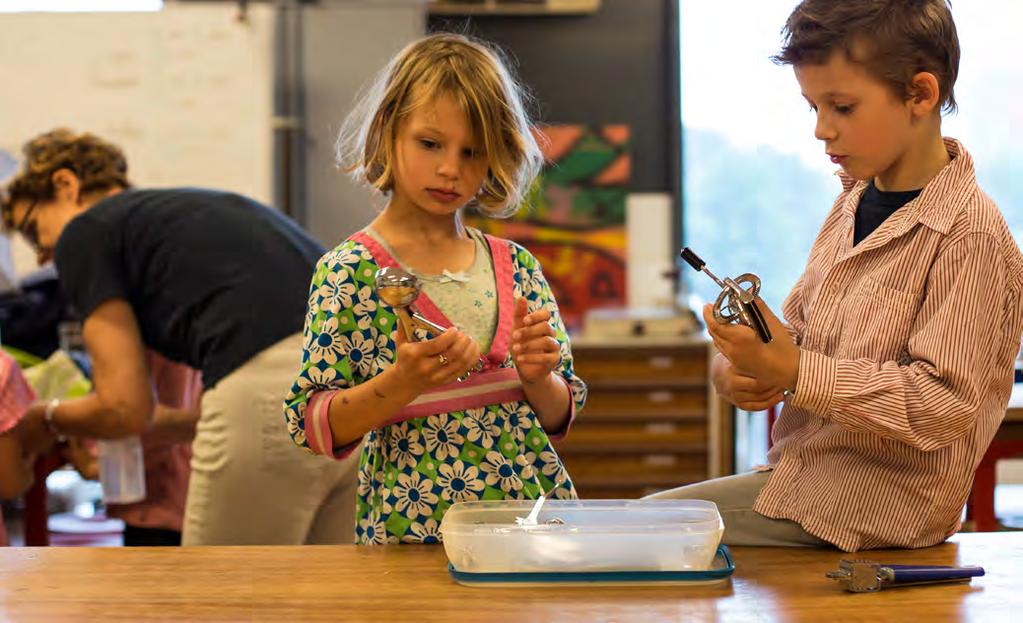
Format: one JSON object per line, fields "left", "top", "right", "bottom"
{"left": 1, "top": 128, "right": 131, "bottom": 229}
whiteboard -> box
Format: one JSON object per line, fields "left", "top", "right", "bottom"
{"left": 0, "top": 3, "right": 275, "bottom": 280}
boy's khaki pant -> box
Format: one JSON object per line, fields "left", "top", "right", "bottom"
{"left": 645, "top": 470, "right": 830, "bottom": 548}
{"left": 182, "top": 333, "right": 360, "bottom": 546}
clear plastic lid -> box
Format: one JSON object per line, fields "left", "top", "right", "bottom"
{"left": 440, "top": 499, "right": 723, "bottom": 536}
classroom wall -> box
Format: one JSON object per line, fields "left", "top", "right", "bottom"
{"left": 298, "top": 2, "right": 425, "bottom": 245}
{"left": 430, "top": 0, "right": 681, "bottom": 308}
{"left": 429, "top": 0, "right": 680, "bottom": 195}
{"left": 0, "top": 3, "right": 277, "bottom": 282}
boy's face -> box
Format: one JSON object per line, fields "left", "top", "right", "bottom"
{"left": 795, "top": 50, "right": 916, "bottom": 183}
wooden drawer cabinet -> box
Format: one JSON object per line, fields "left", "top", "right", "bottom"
{"left": 557, "top": 338, "right": 732, "bottom": 499}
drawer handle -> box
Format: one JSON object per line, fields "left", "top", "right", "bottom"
{"left": 642, "top": 454, "right": 677, "bottom": 466}
{"left": 649, "top": 356, "right": 674, "bottom": 369}
{"left": 645, "top": 423, "right": 677, "bottom": 435}
{"left": 647, "top": 391, "right": 673, "bottom": 404}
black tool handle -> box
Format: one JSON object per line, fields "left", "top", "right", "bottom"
{"left": 743, "top": 299, "right": 773, "bottom": 343}
{"left": 679, "top": 247, "right": 705, "bottom": 271}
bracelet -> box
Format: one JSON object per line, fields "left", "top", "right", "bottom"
{"left": 43, "top": 398, "right": 67, "bottom": 442}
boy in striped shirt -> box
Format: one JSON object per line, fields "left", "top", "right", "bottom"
{"left": 652, "top": 0, "right": 1023, "bottom": 551}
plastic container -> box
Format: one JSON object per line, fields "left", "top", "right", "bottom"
{"left": 440, "top": 499, "right": 724, "bottom": 574}
{"left": 97, "top": 436, "right": 147, "bottom": 504}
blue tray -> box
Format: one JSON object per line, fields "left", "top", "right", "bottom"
{"left": 449, "top": 545, "right": 734, "bottom": 587}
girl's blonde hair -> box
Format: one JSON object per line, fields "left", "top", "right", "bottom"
{"left": 337, "top": 33, "right": 543, "bottom": 217}
{"left": 1, "top": 128, "right": 131, "bottom": 229}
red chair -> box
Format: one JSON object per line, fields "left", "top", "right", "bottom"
{"left": 966, "top": 439, "right": 1023, "bottom": 532}
{"left": 23, "top": 450, "right": 64, "bottom": 546}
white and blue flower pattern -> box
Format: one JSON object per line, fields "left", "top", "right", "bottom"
{"left": 317, "top": 269, "right": 357, "bottom": 314}
{"left": 389, "top": 471, "right": 438, "bottom": 520}
{"left": 359, "top": 514, "right": 388, "bottom": 545}
{"left": 481, "top": 450, "right": 523, "bottom": 493}
{"left": 409, "top": 518, "right": 443, "bottom": 544}
{"left": 388, "top": 428, "right": 424, "bottom": 471}
{"left": 435, "top": 460, "right": 485, "bottom": 502}
{"left": 306, "top": 316, "right": 344, "bottom": 365}
{"left": 282, "top": 236, "right": 588, "bottom": 545}
{"left": 337, "top": 330, "right": 376, "bottom": 378}
{"left": 503, "top": 404, "right": 534, "bottom": 444}
{"left": 462, "top": 408, "right": 500, "bottom": 449}
{"left": 422, "top": 415, "right": 464, "bottom": 461}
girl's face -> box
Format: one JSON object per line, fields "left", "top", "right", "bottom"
{"left": 390, "top": 93, "right": 489, "bottom": 218}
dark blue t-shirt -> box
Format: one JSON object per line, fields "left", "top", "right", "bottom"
{"left": 54, "top": 188, "right": 324, "bottom": 388}
{"left": 854, "top": 181, "right": 923, "bottom": 245}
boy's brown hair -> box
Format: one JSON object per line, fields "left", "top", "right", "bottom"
{"left": 773, "top": 0, "right": 960, "bottom": 113}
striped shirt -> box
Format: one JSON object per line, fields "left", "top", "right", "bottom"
{"left": 755, "top": 138, "right": 1023, "bottom": 551}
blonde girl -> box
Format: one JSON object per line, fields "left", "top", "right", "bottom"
{"left": 283, "top": 33, "right": 587, "bottom": 544}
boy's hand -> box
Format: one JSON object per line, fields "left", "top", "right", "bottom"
{"left": 511, "top": 298, "right": 561, "bottom": 384}
{"left": 704, "top": 300, "right": 800, "bottom": 392}
{"left": 392, "top": 326, "right": 481, "bottom": 393}
{"left": 710, "top": 353, "right": 785, "bottom": 411}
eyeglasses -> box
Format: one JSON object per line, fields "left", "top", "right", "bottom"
{"left": 13, "top": 199, "right": 40, "bottom": 249}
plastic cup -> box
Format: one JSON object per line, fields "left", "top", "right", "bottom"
{"left": 97, "top": 436, "right": 147, "bottom": 504}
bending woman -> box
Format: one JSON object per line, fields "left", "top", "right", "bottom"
{"left": 2, "top": 129, "right": 357, "bottom": 545}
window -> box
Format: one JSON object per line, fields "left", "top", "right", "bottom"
{"left": 680, "top": 0, "right": 1023, "bottom": 313}
{"left": 0, "top": 1, "right": 162, "bottom": 12}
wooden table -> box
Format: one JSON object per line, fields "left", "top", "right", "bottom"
{"left": 1, "top": 532, "right": 1020, "bottom": 621}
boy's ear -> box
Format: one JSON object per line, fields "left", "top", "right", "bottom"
{"left": 908, "top": 71, "right": 941, "bottom": 115}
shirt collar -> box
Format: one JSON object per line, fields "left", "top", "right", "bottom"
{"left": 836, "top": 137, "right": 975, "bottom": 238}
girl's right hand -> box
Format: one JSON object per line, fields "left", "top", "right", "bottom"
{"left": 392, "top": 326, "right": 481, "bottom": 394}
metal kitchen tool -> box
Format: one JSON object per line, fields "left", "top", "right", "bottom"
{"left": 516, "top": 471, "right": 569, "bottom": 527}
{"left": 679, "top": 247, "right": 772, "bottom": 343}
{"left": 374, "top": 266, "right": 485, "bottom": 381}
{"left": 825, "top": 559, "right": 985, "bottom": 593}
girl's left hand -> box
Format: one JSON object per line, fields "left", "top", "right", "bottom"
{"left": 511, "top": 298, "right": 561, "bottom": 384}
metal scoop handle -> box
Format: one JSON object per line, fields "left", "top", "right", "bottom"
{"left": 682, "top": 248, "right": 773, "bottom": 343}
{"left": 395, "top": 308, "right": 485, "bottom": 382}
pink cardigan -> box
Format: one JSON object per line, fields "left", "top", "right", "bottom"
{"left": 1, "top": 351, "right": 37, "bottom": 546}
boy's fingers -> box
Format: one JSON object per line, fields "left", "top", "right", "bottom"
{"left": 702, "top": 304, "right": 717, "bottom": 332}
{"left": 736, "top": 395, "right": 784, "bottom": 412}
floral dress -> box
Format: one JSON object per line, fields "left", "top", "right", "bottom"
{"left": 283, "top": 230, "right": 588, "bottom": 544}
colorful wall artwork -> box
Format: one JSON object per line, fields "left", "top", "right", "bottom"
{"left": 467, "top": 125, "right": 630, "bottom": 333}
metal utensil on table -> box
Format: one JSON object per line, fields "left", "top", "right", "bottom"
{"left": 374, "top": 266, "right": 485, "bottom": 381}
{"left": 679, "top": 247, "right": 772, "bottom": 343}
{"left": 517, "top": 471, "right": 568, "bottom": 527}
{"left": 826, "top": 559, "right": 985, "bottom": 593}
